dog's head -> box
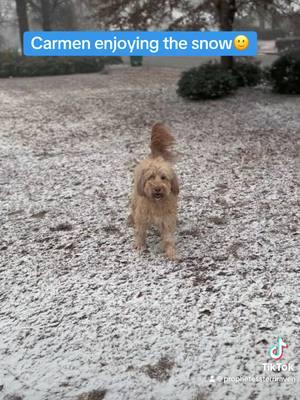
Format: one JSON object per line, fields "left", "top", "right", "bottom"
{"left": 137, "top": 160, "right": 179, "bottom": 201}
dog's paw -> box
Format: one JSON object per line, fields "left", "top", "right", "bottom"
{"left": 134, "top": 241, "right": 146, "bottom": 252}
{"left": 165, "top": 247, "right": 178, "bottom": 261}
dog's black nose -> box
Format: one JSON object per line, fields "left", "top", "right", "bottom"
{"left": 154, "top": 187, "right": 162, "bottom": 193}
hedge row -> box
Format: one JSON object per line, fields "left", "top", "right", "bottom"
{"left": 177, "top": 50, "right": 300, "bottom": 99}
{"left": 269, "top": 50, "right": 300, "bottom": 94}
{"left": 0, "top": 51, "right": 122, "bottom": 78}
{"left": 177, "top": 60, "right": 262, "bottom": 100}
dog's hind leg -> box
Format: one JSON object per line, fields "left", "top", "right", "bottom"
{"left": 128, "top": 193, "right": 137, "bottom": 226}
{"left": 127, "top": 213, "right": 134, "bottom": 226}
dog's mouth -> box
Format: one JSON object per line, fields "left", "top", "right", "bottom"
{"left": 152, "top": 192, "right": 164, "bottom": 200}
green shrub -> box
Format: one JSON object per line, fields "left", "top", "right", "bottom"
{"left": 0, "top": 51, "right": 122, "bottom": 78}
{"left": 262, "top": 66, "right": 271, "bottom": 83}
{"left": 69, "top": 57, "right": 104, "bottom": 73}
{"left": 231, "top": 60, "right": 262, "bottom": 87}
{"left": 0, "top": 49, "right": 20, "bottom": 62}
{"left": 130, "top": 56, "right": 143, "bottom": 66}
{"left": 103, "top": 56, "right": 122, "bottom": 65}
{"left": 0, "top": 62, "right": 16, "bottom": 78}
{"left": 177, "top": 63, "right": 238, "bottom": 100}
{"left": 269, "top": 50, "right": 300, "bottom": 94}
{"left": 18, "top": 58, "right": 73, "bottom": 76}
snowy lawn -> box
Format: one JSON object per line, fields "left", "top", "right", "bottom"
{"left": 0, "top": 65, "right": 299, "bottom": 400}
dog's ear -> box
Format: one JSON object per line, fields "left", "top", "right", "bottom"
{"left": 171, "top": 173, "right": 179, "bottom": 195}
{"left": 137, "top": 171, "right": 146, "bottom": 196}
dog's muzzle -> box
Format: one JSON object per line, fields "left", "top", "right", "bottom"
{"left": 152, "top": 187, "right": 164, "bottom": 200}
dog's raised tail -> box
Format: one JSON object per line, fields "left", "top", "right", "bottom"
{"left": 150, "top": 123, "right": 175, "bottom": 161}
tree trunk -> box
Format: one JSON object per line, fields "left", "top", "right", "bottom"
{"left": 258, "top": 10, "right": 266, "bottom": 31}
{"left": 217, "top": 0, "right": 236, "bottom": 69}
{"left": 15, "top": 0, "right": 29, "bottom": 54}
{"left": 41, "top": 0, "right": 51, "bottom": 30}
{"left": 258, "top": 3, "right": 269, "bottom": 31}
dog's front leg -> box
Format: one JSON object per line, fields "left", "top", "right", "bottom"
{"left": 160, "top": 221, "right": 177, "bottom": 260}
{"left": 134, "top": 221, "right": 147, "bottom": 251}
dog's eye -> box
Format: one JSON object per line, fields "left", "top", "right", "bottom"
{"left": 161, "top": 175, "right": 166, "bottom": 180}
{"left": 149, "top": 174, "right": 155, "bottom": 180}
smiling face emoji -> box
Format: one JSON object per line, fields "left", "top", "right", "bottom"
{"left": 234, "top": 35, "right": 249, "bottom": 51}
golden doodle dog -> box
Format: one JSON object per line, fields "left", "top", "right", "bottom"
{"left": 129, "top": 123, "right": 179, "bottom": 260}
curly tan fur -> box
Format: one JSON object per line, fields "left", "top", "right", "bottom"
{"left": 130, "top": 123, "right": 180, "bottom": 260}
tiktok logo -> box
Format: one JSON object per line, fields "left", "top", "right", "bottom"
{"left": 269, "top": 338, "right": 288, "bottom": 361}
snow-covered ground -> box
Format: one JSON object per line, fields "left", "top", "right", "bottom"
{"left": 0, "top": 65, "right": 299, "bottom": 400}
